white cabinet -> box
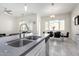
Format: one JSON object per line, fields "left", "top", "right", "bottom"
{"left": 25, "top": 40, "right": 45, "bottom": 56}
{"left": 36, "top": 44, "right": 45, "bottom": 56}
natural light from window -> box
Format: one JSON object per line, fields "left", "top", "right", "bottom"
{"left": 45, "top": 20, "right": 65, "bottom": 31}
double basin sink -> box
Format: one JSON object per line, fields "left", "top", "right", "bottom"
{"left": 7, "top": 36, "right": 41, "bottom": 47}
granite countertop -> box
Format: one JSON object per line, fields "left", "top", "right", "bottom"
{"left": 0, "top": 33, "right": 49, "bottom": 56}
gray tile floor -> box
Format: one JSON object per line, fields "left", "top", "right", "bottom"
{"left": 49, "top": 38, "right": 79, "bottom": 56}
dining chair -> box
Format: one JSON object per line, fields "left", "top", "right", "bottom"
{"left": 54, "top": 31, "right": 61, "bottom": 38}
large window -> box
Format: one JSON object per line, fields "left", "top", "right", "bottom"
{"left": 45, "top": 20, "right": 65, "bottom": 31}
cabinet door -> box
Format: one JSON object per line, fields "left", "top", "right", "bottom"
{"left": 35, "top": 42, "right": 45, "bottom": 56}
{"left": 25, "top": 40, "right": 45, "bottom": 56}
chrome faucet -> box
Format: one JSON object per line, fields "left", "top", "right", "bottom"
{"left": 19, "top": 23, "right": 30, "bottom": 39}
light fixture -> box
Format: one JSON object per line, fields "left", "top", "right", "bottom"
{"left": 24, "top": 3, "right": 27, "bottom": 12}
{"left": 50, "top": 15, "right": 55, "bottom": 18}
{"left": 51, "top": 3, "right": 54, "bottom": 6}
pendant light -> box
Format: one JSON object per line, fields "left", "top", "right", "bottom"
{"left": 24, "top": 3, "right": 27, "bottom": 12}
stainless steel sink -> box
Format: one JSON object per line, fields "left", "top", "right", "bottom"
{"left": 7, "top": 36, "right": 41, "bottom": 47}
{"left": 7, "top": 39, "right": 32, "bottom": 47}
{"left": 26, "top": 36, "right": 41, "bottom": 40}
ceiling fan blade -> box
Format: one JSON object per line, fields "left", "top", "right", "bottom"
{"left": 4, "top": 8, "right": 13, "bottom": 15}
{"left": 7, "top": 12, "right": 12, "bottom": 15}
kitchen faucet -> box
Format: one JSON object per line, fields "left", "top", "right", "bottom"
{"left": 19, "top": 23, "right": 30, "bottom": 47}
{"left": 19, "top": 23, "right": 30, "bottom": 39}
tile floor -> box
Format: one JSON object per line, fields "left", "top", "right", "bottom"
{"left": 49, "top": 37, "right": 79, "bottom": 56}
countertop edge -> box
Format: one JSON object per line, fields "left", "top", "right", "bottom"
{"left": 20, "top": 34, "right": 50, "bottom": 56}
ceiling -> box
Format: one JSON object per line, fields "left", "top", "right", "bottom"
{"left": 0, "top": 3, "right": 78, "bottom": 17}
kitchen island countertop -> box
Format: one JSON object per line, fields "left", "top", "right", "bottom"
{"left": 0, "top": 33, "right": 49, "bottom": 56}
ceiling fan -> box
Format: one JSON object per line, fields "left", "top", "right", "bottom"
{"left": 3, "top": 8, "right": 13, "bottom": 15}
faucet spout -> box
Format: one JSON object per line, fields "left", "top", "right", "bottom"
{"left": 19, "top": 23, "right": 30, "bottom": 39}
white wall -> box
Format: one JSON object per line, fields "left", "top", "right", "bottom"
{"left": 0, "top": 14, "right": 17, "bottom": 35}
{"left": 41, "top": 13, "right": 71, "bottom": 36}
{"left": 71, "top": 4, "right": 79, "bottom": 40}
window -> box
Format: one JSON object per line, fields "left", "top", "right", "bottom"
{"left": 45, "top": 20, "right": 65, "bottom": 31}
{"left": 60, "top": 20, "right": 64, "bottom": 30}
